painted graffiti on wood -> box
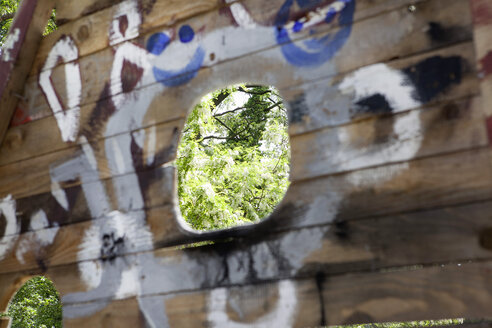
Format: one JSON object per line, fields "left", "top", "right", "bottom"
{"left": 0, "top": 0, "right": 479, "bottom": 326}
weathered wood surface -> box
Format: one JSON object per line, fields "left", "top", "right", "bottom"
{"left": 3, "top": 171, "right": 492, "bottom": 277}
{"left": 0, "top": 0, "right": 489, "bottom": 326}
{"left": 3, "top": 257, "right": 492, "bottom": 327}
{"left": 1, "top": 41, "right": 479, "bottom": 167}
{"left": 471, "top": 0, "right": 492, "bottom": 119}
{"left": 18, "top": 0, "right": 472, "bottom": 125}
{"left": 40, "top": 0, "right": 430, "bottom": 79}
{"left": 0, "top": 40, "right": 480, "bottom": 202}
{"left": 0, "top": 102, "right": 488, "bottom": 239}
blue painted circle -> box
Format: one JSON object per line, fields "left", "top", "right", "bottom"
{"left": 274, "top": 0, "right": 356, "bottom": 67}
{"left": 146, "top": 33, "right": 171, "bottom": 55}
{"left": 179, "top": 25, "right": 195, "bottom": 43}
{"left": 293, "top": 21, "right": 304, "bottom": 33}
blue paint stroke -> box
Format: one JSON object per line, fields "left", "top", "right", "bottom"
{"left": 179, "top": 25, "right": 195, "bottom": 43}
{"left": 146, "top": 32, "right": 171, "bottom": 55}
{"left": 275, "top": 0, "right": 355, "bottom": 67}
{"left": 296, "top": 0, "right": 322, "bottom": 9}
{"left": 293, "top": 21, "right": 304, "bottom": 33}
{"left": 152, "top": 47, "right": 205, "bottom": 87}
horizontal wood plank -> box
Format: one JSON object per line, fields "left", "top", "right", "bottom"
{"left": 6, "top": 260, "right": 492, "bottom": 326}
{"left": 1, "top": 41, "right": 479, "bottom": 168}
{"left": 19, "top": 0, "right": 472, "bottom": 126}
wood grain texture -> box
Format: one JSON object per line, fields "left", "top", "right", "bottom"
{"left": 0, "top": 40, "right": 479, "bottom": 202}
{"left": 18, "top": 0, "right": 472, "bottom": 126}
{"left": 322, "top": 261, "right": 492, "bottom": 325}
{"left": 55, "top": 0, "right": 125, "bottom": 25}
{"left": 57, "top": 264, "right": 492, "bottom": 328}
{"left": 0, "top": 41, "right": 478, "bottom": 168}
{"left": 37, "top": 0, "right": 428, "bottom": 79}
{"left": 4, "top": 169, "right": 492, "bottom": 277}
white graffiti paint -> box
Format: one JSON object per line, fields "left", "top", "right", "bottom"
{"left": 0, "top": 195, "right": 19, "bottom": 261}
{"left": 2, "top": 27, "right": 20, "bottom": 62}
{"left": 31, "top": 209, "right": 59, "bottom": 244}
{"left": 79, "top": 136, "right": 99, "bottom": 171}
{"left": 16, "top": 210, "right": 59, "bottom": 264}
{"left": 115, "top": 265, "right": 141, "bottom": 299}
{"left": 338, "top": 63, "right": 422, "bottom": 112}
{"left": 51, "top": 180, "right": 69, "bottom": 211}
{"left": 229, "top": 3, "right": 257, "bottom": 29}
{"left": 39, "top": 36, "right": 82, "bottom": 142}
{"left": 110, "top": 42, "right": 153, "bottom": 108}
{"left": 208, "top": 280, "right": 298, "bottom": 328}
{"left": 109, "top": 0, "right": 141, "bottom": 46}
{"left": 146, "top": 124, "right": 157, "bottom": 166}
{"left": 284, "top": 0, "right": 349, "bottom": 31}
{"left": 138, "top": 295, "right": 171, "bottom": 328}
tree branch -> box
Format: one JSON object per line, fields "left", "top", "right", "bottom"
{"left": 238, "top": 86, "right": 271, "bottom": 96}
{"left": 263, "top": 101, "right": 282, "bottom": 112}
{"left": 213, "top": 106, "right": 246, "bottom": 117}
{"left": 213, "top": 116, "right": 236, "bottom": 136}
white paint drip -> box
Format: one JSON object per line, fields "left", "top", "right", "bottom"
{"left": 146, "top": 125, "right": 156, "bottom": 166}
{"left": 229, "top": 3, "right": 257, "bottom": 29}
{"left": 51, "top": 180, "right": 69, "bottom": 211}
{"left": 31, "top": 210, "right": 59, "bottom": 245}
{"left": 39, "top": 36, "right": 82, "bottom": 142}
{"left": 78, "top": 224, "right": 103, "bottom": 289}
{"left": 15, "top": 238, "right": 30, "bottom": 264}
{"left": 79, "top": 136, "right": 99, "bottom": 171}
{"left": 115, "top": 265, "right": 140, "bottom": 299}
{"left": 109, "top": 0, "right": 141, "bottom": 46}
{"left": 0, "top": 195, "right": 19, "bottom": 261}
{"left": 111, "top": 138, "right": 127, "bottom": 174}
{"left": 138, "top": 296, "right": 171, "bottom": 328}
{"left": 16, "top": 210, "right": 59, "bottom": 264}
{"left": 2, "top": 27, "right": 20, "bottom": 62}
{"left": 208, "top": 280, "right": 298, "bottom": 328}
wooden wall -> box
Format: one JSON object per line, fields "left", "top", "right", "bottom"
{"left": 1, "top": 0, "right": 492, "bottom": 326}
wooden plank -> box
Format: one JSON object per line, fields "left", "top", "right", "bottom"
{"left": 1, "top": 41, "right": 478, "bottom": 167}
{"left": 0, "top": 118, "right": 181, "bottom": 200}
{"left": 19, "top": 0, "right": 473, "bottom": 125}
{"left": 321, "top": 262, "right": 492, "bottom": 325}
{"left": 0, "top": 89, "right": 485, "bottom": 207}
{"left": 54, "top": 0, "right": 125, "bottom": 25}
{"left": 34, "top": 0, "right": 223, "bottom": 76}
{"left": 4, "top": 169, "right": 492, "bottom": 277}
{"left": 57, "top": 267, "right": 492, "bottom": 327}
{"left": 0, "top": 0, "right": 55, "bottom": 146}
{"left": 0, "top": 41, "right": 477, "bottom": 197}
{"left": 284, "top": 41, "right": 479, "bottom": 134}
{"left": 284, "top": 146, "right": 492, "bottom": 223}
{"left": 0, "top": 205, "right": 180, "bottom": 275}
{"left": 54, "top": 0, "right": 426, "bottom": 29}
{"left": 4, "top": 248, "right": 492, "bottom": 325}
{"left": 290, "top": 96, "right": 487, "bottom": 181}
{"left": 62, "top": 279, "right": 321, "bottom": 327}
{"left": 34, "top": 0, "right": 428, "bottom": 78}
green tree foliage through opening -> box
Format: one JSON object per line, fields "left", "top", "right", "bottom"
{"left": 0, "top": 276, "right": 62, "bottom": 328}
{"left": 0, "top": 0, "right": 56, "bottom": 47}
{"left": 176, "top": 84, "right": 290, "bottom": 230}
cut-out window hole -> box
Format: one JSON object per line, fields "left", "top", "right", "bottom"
{"left": 0, "top": 276, "right": 62, "bottom": 328}
{"left": 176, "top": 84, "right": 290, "bottom": 231}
